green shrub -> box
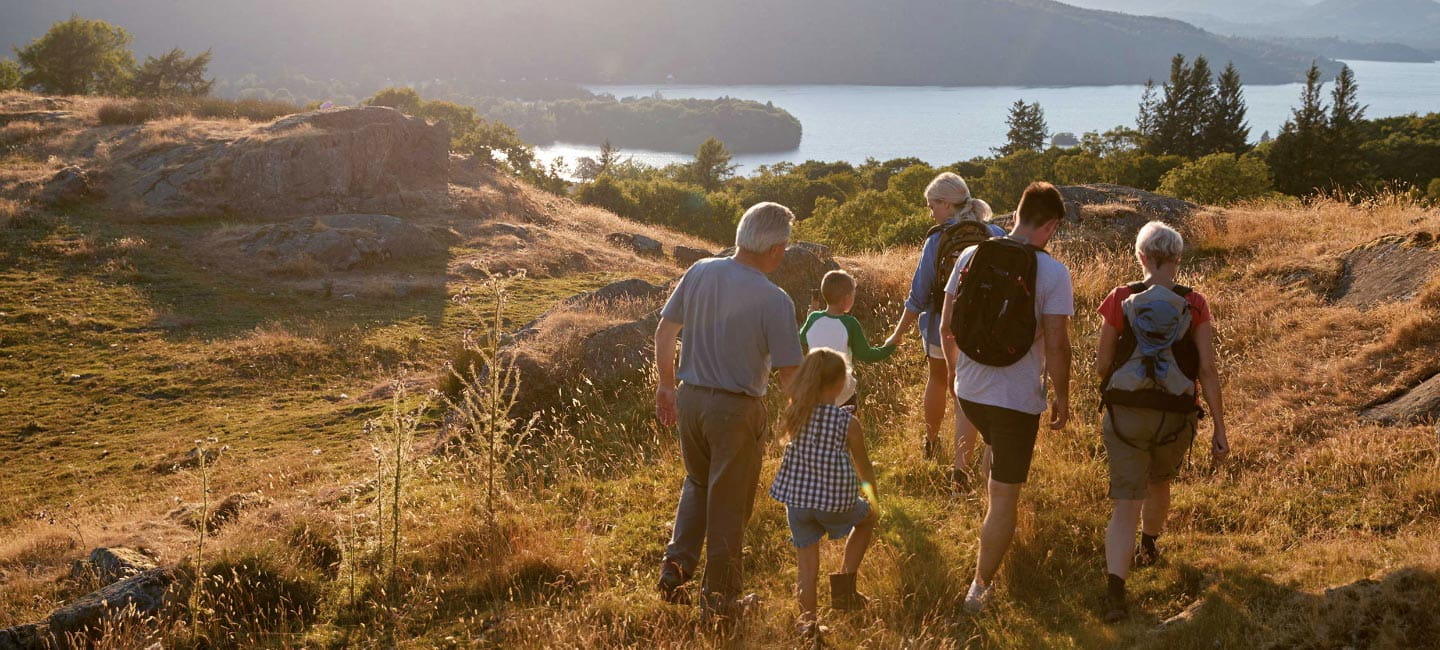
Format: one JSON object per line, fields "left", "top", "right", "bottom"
{"left": 363, "top": 86, "right": 422, "bottom": 114}
{"left": 1158, "top": 152, "right": 1275, "bottom": 206}
{"left": 14, "top": 16, "right": 133, "bottom": 95}
{"left": 1428, "top": 178, "right": 1440, "bottom": 204}
{"left": 0, "top": 59, "right": 20, "bottom": 92}
{"left": 576, "top": 176, "right": 639, "bottom": 219}
{"left": 96, "top": 97, "right": 298, "bottom": 125}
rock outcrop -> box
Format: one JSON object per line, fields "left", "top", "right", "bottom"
{"left": 1, "top": 546, "right": 175, "bottom": 649}
{"left": 117, "top": 106, "right": 449, "bottom": 215}
{"left": 1362, "top": 374, "right": 1440, "bottom": 425}
{"left": 1329, "top": 232, "right": 1440, "bottom": 310}
{"left": 221, "top": 213, "right": 445, "bottom": 272}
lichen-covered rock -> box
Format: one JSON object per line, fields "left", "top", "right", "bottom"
{"left": 118, "top": 106, "right": 449, "bottom": 215}
{"left": 84, "top": 547, "right": 158, "bottom": 584}
{"left": 673, "top": 245, "right": 714, "bottom": 267}
{"left": 45, "top": 568, "right": 174, "bottom": 641}
{"left": 1329, "top": 232, "right": 1440, "bottom": 310}
{"left": 40, "top": 166, "right": 102, "bottom": 206}
{"left": 1362, "top": 374, "right": 1440, "bottom": 425}
{"left": 607, "top": 233, "right": 664, "bottom": 258}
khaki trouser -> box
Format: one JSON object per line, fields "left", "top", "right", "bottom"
{"left": 663, "top": 384, "right": 768, "bottom": 606}
{"left": 1102, "top": 404, "right": 1199, "bottom": 500}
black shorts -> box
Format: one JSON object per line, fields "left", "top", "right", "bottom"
{"left": 959, "top": 398, "right": 1041, "bottom": 485}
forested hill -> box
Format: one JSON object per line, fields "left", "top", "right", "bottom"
{"left": 0, "top": 0, "right": 1335, "bottom": 86}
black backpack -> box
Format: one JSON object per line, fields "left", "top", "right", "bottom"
{"left": 950, "top": 238, "right": 1042, "bottom": 367}
{"left": 927, "top": 220, "right": 993, "bottom": 313}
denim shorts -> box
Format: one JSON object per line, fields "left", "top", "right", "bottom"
{"left": 786, "top": 498, "right": 870, "bottom": 548}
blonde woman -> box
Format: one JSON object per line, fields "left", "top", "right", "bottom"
{"left": 884, "top": 172, "right": 1002, "bottom": 492}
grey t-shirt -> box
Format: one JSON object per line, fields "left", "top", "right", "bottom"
{"left": 661, "top": 257, "right": 804, "bottom": 397}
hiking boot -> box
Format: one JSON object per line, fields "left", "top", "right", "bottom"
{"left": 1103, "top": 574, "right": 1127, "bottom": 624}
{"left": 951, "top": 467, "right": 972, "bottom": 497}
{"left": 963, "top": 579, "right": 994, "bottom": 614}
{"left": 657, "top": 560, "right": 690, "bottom": 605}
{"left": 923, "top": 437, "right": 937, "bottom": 461}
{"left": 1134, "top": 533, "right": 1161, "bottom": 568}
{"left": 699, "top": 592, "right": 762, "bottom": 628}
{"left": 829, "top": 572, "right": 869, "bottom": 611}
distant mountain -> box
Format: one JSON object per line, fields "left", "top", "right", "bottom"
{"left": 1064, "top": 0, "right": 1315, "bottom": 23}
{"left": 0, "top": 0, "right": 1336, "bottom": 87}
{"left": 1163, "top": 0, "right": 1440, "bottom": 51}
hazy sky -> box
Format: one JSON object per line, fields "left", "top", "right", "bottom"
{"left": 1061, "top": 0, "right": 1317, "bottom": 15}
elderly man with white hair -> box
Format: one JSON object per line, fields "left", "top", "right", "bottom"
{"left": 653, "top": 202, "right": 804, "bottom": 623}
{"left": 1094, "top": 220, "right": 1230, "bottom": 623}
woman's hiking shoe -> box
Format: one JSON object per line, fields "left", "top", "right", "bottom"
{"left": 1134, "top": 533, "right": 1161, "bottom": 568}
{"left": 657, "top": 560, "right": 690, "bottom": 605}
{"left": 829, "top": 572, "right": 869, "bottom": 610}
{"left": 963, "top": 579, "right": 994, "bottom": 614}
{"left": 1103, "top": 574, "right": 1128, "bottom": 624}
{"left": 951, "top": 467, "right": 972, "bottom": 496}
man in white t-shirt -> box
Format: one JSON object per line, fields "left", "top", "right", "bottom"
{"left": 939, "top": 181, "right": 1074, "bottom": 613}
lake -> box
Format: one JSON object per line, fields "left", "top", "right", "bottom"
{"left": 535, "top": 60, "right": 1440, "bottom": 176}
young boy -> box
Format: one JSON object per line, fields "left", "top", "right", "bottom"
{"left": 799, "top": 270, "right": 897, "bottom": 411}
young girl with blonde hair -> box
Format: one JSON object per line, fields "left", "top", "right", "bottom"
{"left": 768, "top": 348, "right": 879, "bottom": 638}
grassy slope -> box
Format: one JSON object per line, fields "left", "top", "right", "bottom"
{"left": 2, "top": 99, "right": 1439, "bottom": 647}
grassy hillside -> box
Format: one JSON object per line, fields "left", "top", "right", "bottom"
{"left": 2, "top": 95, "right": 1439, "bottom": 648}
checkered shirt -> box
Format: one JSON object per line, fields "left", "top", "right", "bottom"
{"left": 769, "top": 404, "right": 861, "bottom": 512}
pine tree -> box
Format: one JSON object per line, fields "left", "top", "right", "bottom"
{"left": 597, "top": 139, "right": 621, "bottom": 175}
{"left": 1324, "top": 64, "right": 1369, "bottom": 188}
{"left": 682, "top": 137, "right": 737, "bottom": 192}
{"left": 1268, "top": 62, "right": 1330, "bottom": 196}
{"left": 1136, "top": 79, "right": 1159, "bottom": 145}
{"left": 15, "top": 15, "right": 135, "bottom": 95}
{"left": 1149, "top": 54, "right": 1194, "bottom": 157}
{"left": 996, "top": 100, "right": 1048, "bottom": 156}
{"left": 1180, "top": 56, "right": 1217, "bottom": 158}
{"left": 131, "top": 48, "right": 214, "bottom": 97}
{"left": 1204, "top": 62, "right": 1250, "bottom": 154}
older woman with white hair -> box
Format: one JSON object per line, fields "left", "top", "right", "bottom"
{"left": 1093, "top": 220, "right": 1229, "bottom": 623}
{"left": 884, "top": 172, "right": 1002, "bottom": 489}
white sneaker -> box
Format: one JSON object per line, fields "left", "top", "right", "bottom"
{"left": 964, "top": 579, "right": 994, "bottom": 614}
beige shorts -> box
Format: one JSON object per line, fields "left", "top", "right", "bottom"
{"left": 1102, "top": 405, "right": 1198, "bottom": 500}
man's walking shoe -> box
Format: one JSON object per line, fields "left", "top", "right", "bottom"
{"left": 1103, "top": 573, "right": 1127, "bottom": 624}
{"left": 951, "top": 467, "right": 972, "bottom": 497}
{"left": 699, "top": 592, "right": 762, "bottom": 628}
{"left": 1134, "top": 533, "right": 1161, "bottom": 568}
{"left": 829, "top": 572, "right": 869, "bottom": 611}
{"left": 657, "top": 560, "right": 690, "bottom": 605}
{"left": 963, "top": 579, "right": 994, "bottom": 614}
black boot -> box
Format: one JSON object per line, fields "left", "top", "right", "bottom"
{"left": 1134, "top": 533, "right": 1161, "bottom": 568}
{"left": 830, "top": 572, "right": 869, "bottom": 611}
{"left": 1103, "top": 573, "right": 1127, "bottom": 623}
{"left": 657, "top": 559, "right": 690, "bottom": 605}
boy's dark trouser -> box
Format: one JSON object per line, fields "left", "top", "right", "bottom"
{"left": 663, "top": 384, "right": 767, "bottom": 605}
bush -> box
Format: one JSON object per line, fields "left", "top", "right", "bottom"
{"left": 0, "top": 59, "right": 20, "bottom": 92}
{"left": 575, "top": 176, "right": 639, "bottom": 219}
{"left": 1158, "top": 152, "right": 1275, "bottom": 206}
{"left": 363, "top": 86, "right": 422, "bottom": 114}
{"left": 96, "top": 97, "right": 298, "bottom": 125}
{"left": 1428, "top": 178, "right": 1440, "bottom": 204}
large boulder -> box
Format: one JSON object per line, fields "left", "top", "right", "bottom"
{"left": 607, "top": 233, "right": 664, "bottom": 258}
{"left": 78, "top": 547, "right": 158, "bottom": 584}
{"left": 46, "top": 568, "right": 174, "bottom": 640}
{"left": 39, "top": 166, "right": 102, "bottom": 206}
{"left": 580, "top": 312, "right": 663, "bottom": 387}
{"left": 673, "top": 245, "right": 714, "bottom": 267}
{"left": 228, "top": 213, "right": 444, "bottom": 272}
{"left": 118, "top": 106, "right": 449, "bottom": 215}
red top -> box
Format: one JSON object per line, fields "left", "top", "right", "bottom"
{"left": 1098, "top": 285, "right": 1212, "bottom": 332}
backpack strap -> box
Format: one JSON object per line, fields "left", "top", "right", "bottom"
{"left": 1173, "top": 284, "right": 1193, "bottom": 297}
{"left": 1126, "top": 281, "right": 1148, "bottom": 293}
{"left": 926, "top": 223, "right": 946, "bottom": 238}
